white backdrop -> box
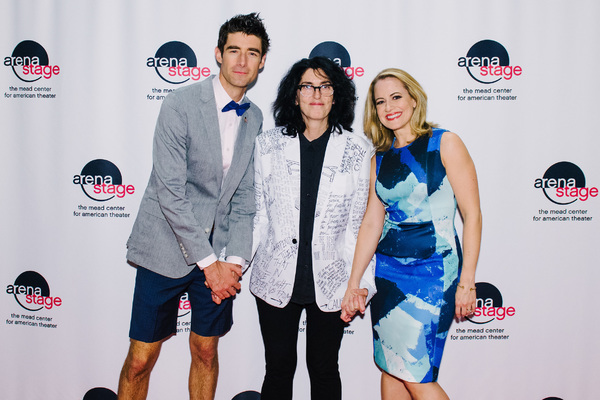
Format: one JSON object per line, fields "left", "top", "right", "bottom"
{"left": 1, "top": 1, "right": 598, "bottom": 399}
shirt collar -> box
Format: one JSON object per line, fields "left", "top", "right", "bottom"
{"left": 212, "top": 75, "right": 246, "bottom": 111}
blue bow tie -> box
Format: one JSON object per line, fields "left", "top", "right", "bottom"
{"left": 221, "top": 100, "right": 250, "bottom": 116}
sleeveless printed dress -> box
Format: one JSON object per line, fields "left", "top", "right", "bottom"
{"left": 370, "top": 128, "right": 462, "bottom": 383}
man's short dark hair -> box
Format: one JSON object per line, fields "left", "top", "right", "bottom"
{"left": 217, "top": 13, "right": 270, "bottom": 56}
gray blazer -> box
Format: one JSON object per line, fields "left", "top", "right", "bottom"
{"left": 127, "top": 77, "right": 262, "bottom": 278}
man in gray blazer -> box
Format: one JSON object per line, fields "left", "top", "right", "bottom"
{"left": 117, "top": 13, "right": 269, "bottom": 400}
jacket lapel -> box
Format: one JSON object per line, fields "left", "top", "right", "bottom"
{"left": 314, "top": 132, "right": 345, "bottom": 221}
{"left": 220, "top": 99, "right": 257, "bottom": 200}
{"left": 198, "top": 81, "right": 224, "bottom": 187}
{"left": 283, "top": 134, "right": 301, "bottom": 207}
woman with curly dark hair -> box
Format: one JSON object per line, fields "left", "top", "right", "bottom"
{"left": 249, "top": 57, "right": 376, "bottom": 400}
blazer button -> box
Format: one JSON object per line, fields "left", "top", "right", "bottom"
{"left": 292, "top": 239, "right": 297, "bottom": 244}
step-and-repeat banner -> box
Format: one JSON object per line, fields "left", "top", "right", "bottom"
{"left": 1, "top": 1, "right": 598, "bottom": 399}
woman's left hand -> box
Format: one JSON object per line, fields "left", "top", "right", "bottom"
{"left": 455, "top": 283, "right": 477, "bottom": 319}
{"left": 442, "top": 132, "right": 482, "bottom": 321}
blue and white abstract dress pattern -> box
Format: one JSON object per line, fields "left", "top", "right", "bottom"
{"left": 370, "top": 128, "right": 462, "bottom": 383}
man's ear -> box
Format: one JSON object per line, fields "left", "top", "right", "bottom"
{"left": 259, "top": 54, "right": 267, "bottom": 70}
{"left": 215, "top": 47, "right": 223, "bottom": 64}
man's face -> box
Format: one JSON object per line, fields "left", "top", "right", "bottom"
{"left": 215, "top": 32, "right": 266, "bottom": 97}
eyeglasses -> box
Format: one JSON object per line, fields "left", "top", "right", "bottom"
{"left": 297, "top": 84, "right": 334, "bottom": 97}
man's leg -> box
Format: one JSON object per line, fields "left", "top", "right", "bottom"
{"left": 117, "top": 339, "right": 163, "bottom": 400}
{"left": 119, "top": 266, "right": 185, "bottom": 399}
{"left": 186, "top": 267, "right": 234, "bottom": 400}
{"left": 189, "top": 332, "right": 219, "bottom": 400}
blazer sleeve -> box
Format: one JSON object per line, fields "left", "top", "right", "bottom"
{"left": 247, "top": 134, "right": 266, "bottom": 272}
{"left": 152, "top": 93, "right": 214, "bottom": 264}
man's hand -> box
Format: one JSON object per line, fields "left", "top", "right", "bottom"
{"left": 202, "top": 261, "right": 243, "bottom": 304}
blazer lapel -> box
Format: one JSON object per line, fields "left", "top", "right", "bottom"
{"left": 198, "top": 83, "right": 224, "bottom": 187}
{"left": 283, "top": 133, "right": 301, "bottom": 201}
{"left": 220, "top": 100, "right": 256, "bottom": 199}
{"left": 281, "top": 134, "right": 301, "bottom": 218}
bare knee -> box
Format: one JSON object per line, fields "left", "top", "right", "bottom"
{"left": 189, "top": 333, "right": 219, "bottom": 367}
{"left": 121, "top": 340, "right": 162, "bottom": 380}
{"left": 404, "top": 381, "right": 449, "bottom": 400}
{"left": 381, "top": 372, "right": 411, "bottom": 400}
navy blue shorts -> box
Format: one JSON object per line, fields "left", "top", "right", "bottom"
{"left": 129, "top": 266, "right": 233, "bottom": 343}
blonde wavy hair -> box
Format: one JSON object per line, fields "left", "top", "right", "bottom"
{"left": 364, "top": 68, "right": 437, "bottom": 152}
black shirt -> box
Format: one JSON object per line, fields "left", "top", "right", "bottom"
{"left": 291, "top": 130, "right": 331, "bottom": 304}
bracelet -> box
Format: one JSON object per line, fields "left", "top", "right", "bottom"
{"left": 458, "top": 284, "right": 476, "bottom": 291}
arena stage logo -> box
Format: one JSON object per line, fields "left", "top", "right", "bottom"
{"left": 147, "top": 41, "right": 211, "bottom": 84}
{"left": 309, "top": 41, "right": 364, "bottom": 80}
{"left": 73, "top": 159, "right": 135, "bottom": 202}
{"left": 458, "top": 39, "right": 522, "bottom": 84}
{"left": 6, "top": 271, "right": 62, "bottom": 311}
{"left": 534, "top": 161, "right": 598, "bottom": 205}
{"left": 83, "top": 387, "right": 117, "bottom": 400}
{"left": 4, "top": 40, "right": 60, "bottom": 82}
{"left": 466, "top": 282, "right": 515, "bottom": 325}
{"left": 179, "top": 292, "right": 191, "bottom": 317}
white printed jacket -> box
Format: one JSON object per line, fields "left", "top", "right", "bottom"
{"left": 248, "top": 127, "right": 376, "bottom": 311}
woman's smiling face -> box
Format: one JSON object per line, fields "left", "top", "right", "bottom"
{"left": 373, "top": 77, "right": 416, "bottom": 134}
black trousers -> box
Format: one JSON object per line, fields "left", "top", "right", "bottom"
{"left": 256, "top": 297, "right": 345, "bottom": 400}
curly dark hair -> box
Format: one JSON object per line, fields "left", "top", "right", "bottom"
{"left": 217, "top": 12, "right": 270, "bottom": 55}
{"left": 273, "top": 57, "right": 357, "bottom": 137}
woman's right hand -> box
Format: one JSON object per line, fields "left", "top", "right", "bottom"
{"left": 341, "top": 287, "right": 369, "bottom": 322}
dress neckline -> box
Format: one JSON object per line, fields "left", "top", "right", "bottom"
{"left": 391, "top": 136, "right": 416, "bottom": 150}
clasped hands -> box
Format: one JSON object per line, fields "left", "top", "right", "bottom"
{"left": 340, "top": 287, "right": 369, "bottom": 323}
{"left": 202, "top": 260, "right": 243, "bottom": 304}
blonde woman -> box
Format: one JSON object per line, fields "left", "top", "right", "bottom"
{"left": 342, "top": 69, "right": 482, "bottom": 400}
